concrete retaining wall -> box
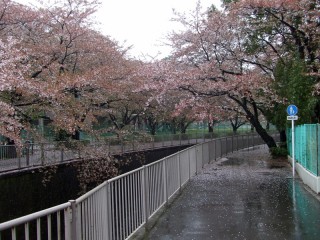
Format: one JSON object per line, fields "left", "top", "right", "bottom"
{"left": 288, "top": 156, "right": 320, "bottom": 193}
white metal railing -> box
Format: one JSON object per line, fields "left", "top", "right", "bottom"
{"left": 0, "top": 132, "right": 221, "bottom": 173}
{"left": 0, "top": 133, "right": 279, "bottom": 240}
{"left": 1, "top": 131, "right": 274, "bottom": 173}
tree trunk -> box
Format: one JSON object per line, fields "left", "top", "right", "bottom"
{"left": 232, "top": 127, "right": 237, "bottom": 134}
{"left": 230, "top": 95, "right": 277, "bottom": 149}
{"left": 255, "top": 126, "right": 277, "bottom": 148}
{"left": 279, "top": 130, "right": 286, "bottom": 142}
{"left": 72, "top": 130, "right": 80, "bottom": 140}
{"left": 150, "top": 126, "right": 156, "bottom": 135}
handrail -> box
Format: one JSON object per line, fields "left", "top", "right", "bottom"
{"left": 0, "top": 202, "right": 70, "bottom": 231}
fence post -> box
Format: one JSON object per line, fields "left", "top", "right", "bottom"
{"left": 106, "top": 181, "right": 112, "bottom": 240}
{"left": 188, "top": 149, "right": 191, "bottom": 178}
{"left": 317, "top": 125, "right": 319, "bottom": 177}
{"left": 196, "top": 132, "right": 198, "bottom": 144}
{"left": 142, "top": 166, "right": 149, "bottom": 228}
{"left": 18, "top": 151, "right": 21, "bottom": 169}
{"left": 26, "top": 143, "right": 30, "bottom": 167}
{"left": 178, "top": 154, "right": 182, "bottom": 191}
{"left": 40, "top": 143, "right": 45, "bottom": 165}
{"left": 231, "top": 135, "right": 234, "bottom": 153}
{"left": 195, "top": 146, "right": 198, "bottom": 175}
{"left": 64, "top": 203, "right": 72, "bottom": 240}
{"left": 60, "top": 148, "right": 64, "bottom": 162}
{"left": 202, "top": 144, "right": 204, "bottom": 167}
{"left": 68, "top": 200, "right": 77, "bottom": 240}
{"left": 163, "top": 159, "right": 168, "bottom": 205}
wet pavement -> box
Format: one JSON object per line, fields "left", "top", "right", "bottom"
{"left": 143, "top": 146, "right": 320, "bottom": 240}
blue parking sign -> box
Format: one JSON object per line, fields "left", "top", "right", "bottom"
{"left": 287, "top": 105, "right": 298, "bottom": 116}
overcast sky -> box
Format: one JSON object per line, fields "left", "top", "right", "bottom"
{"left": 95, "top": 0, "right": 221, "bottom": 59}
{"left": 16, "top": 0, "right": 221, "bottom": 59}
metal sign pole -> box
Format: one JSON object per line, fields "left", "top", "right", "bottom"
{"left": 292, "top": 119, "right": 295, "bottom": 178}
{"left": 287, "top": 104, "right": 298, "bottom": 179}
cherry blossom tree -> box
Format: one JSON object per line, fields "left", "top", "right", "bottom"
{"left": 0, "top": 0, "right": 134, "bottom": 144}
{"left": 142, "top": 2, "right": 279, "bottom": 148}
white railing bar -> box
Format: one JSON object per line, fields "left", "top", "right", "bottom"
{"left": 76, "top": 181, "right": 108, "bottom": 203}
{"left": 36, "top": 218, "right": 40, "bottom": 240}
{"left": 47, "top": 214, "right": 52, "bottom": 240}
{"left": 11, "top": 227, "right": 16, "bottom": 240}
{"left": 0, "top": 202, "right": 71, "bottom": 231}
{"left": 25, "top": 222, "right": 29, "bottom": 240}
{"left": 107, "top": 167, "right": 144, "bottom": 183}
{"left": 57, "top": 211, "right": 61, "bottom": 240}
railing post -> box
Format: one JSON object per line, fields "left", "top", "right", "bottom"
{"left": 214, "top": 139, "right": 217, "bottom": 161}
{"left": 196, "top": 132, "right": 198, "bottom": 144}
{"left": 66, "top": 200, "right": 78, "bottom": 240}
{"left": 317, "top": 125, "right": 319, "bottom": 177}
{"left": 231, "top": 135, "right": 234, "bottom": 153}
{"left": 142, "top": 166, "right": 149, "bottom": 228}
{"left": 26, "top": 143, "right": 30, "bottom": 167}
{"left": 163, "top": 160, "right": 168, "bottom": 205}
{"left": 40, "top": 143, "right": 45, "bottom": 165}
{"left": 202, "top": 144, "right": 204, "bottom": 167}
{"left": 17, "top": 148, "right": 21, "bottom": 169}
{"left": 195, "top": 146, "right": 197, "bottom": 174}
{"left": 106, "top": 181, "right": 112, "bottom": 240}
{"left": 220, "top": 138, "right": 222, "bottom": 158}
{"left": 60, "top": 148, "right": 64, "bottom": 162}
{"left": 188, "top": 149, "right": 191, "bottom": 178}
{"left": 69, "top": 200, "right": 77, "bottom": 240}
{"left": 178, "top": 154, "right": 181, "bottom": 191}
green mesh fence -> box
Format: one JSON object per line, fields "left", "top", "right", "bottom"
{"left": 287, "top": 124, "right": 319, "bottom": 176}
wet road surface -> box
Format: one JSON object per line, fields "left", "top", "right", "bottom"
{"left": 143, "top": 146, "right": 320, "bottom": 240}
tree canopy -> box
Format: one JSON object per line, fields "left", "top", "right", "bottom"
{"left": 1, "top": 0, "right": 319, "bottom": 149}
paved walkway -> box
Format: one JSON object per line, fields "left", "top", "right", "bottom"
{"left": 143, "top": 146, "right": 320, "bottom": 240}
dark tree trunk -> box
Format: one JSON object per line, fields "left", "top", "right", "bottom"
{"left": 279, "top": 130, "right": 286, "bottom": 142}
{"left": 232, "top": 127, "right": 237, "bottom": 134}
{"left": 229, "top": 95, "right": 277, "bottom": 149}
{"left": 253, "top": 122, "right": 277, "bottom": 148}
{"left": 72, "top": 130, "right": 80, "bottom": 140}
{"left": 150, "top": 125, "right": 156, "bottom": 135}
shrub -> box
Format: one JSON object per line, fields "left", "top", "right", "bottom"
{"left": 270, "top": 146, "right": 288, "bottom": 158}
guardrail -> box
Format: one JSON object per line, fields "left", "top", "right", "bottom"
{"left": 0, "top": 133, "right": 279, "bottom": 240}
{"left": 0, "top": 132, "right": 239, "bottom": 173}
